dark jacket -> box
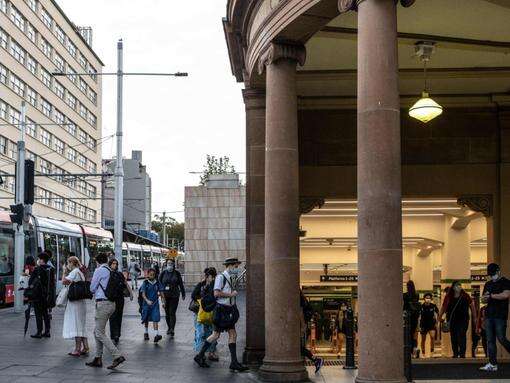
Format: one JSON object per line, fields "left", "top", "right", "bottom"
{"left": 191, "top": 280, "right": 206, "bottom": 301}
{"left": 28, "top": 264, "right": 56, "bottom": 307}
{"left": 158, "top": 269, "right": 185, "bottom": 299}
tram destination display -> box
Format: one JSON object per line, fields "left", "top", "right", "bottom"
{"left": 320, "top": 275, "right": 358, "bottom": 282}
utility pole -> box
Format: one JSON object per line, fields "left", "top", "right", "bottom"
{"left": 114, "top": 39, "right": 124, "bottom": 269}
{"left": 162, "top": 211, "right": 167, "bottom": 247}
{"left": 13, "top": 102, "right": 26, "bottom": 313}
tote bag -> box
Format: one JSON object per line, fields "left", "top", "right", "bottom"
{"left": 56, "top": 286, "right": 68, "bottom": 307}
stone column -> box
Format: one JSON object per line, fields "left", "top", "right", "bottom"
{"left": 258, "top": 42, "right": 308, "bottom": 382}
{"left": 411, "top": 249, "right": 434, "bottom": 293}
{"left": 355, "top": 1, "right": 405, "bottom": 382}
{"left": 243, "top": 88, "right": 266, "bottom": 366}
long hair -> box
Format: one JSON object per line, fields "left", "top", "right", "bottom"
{"left": 406, "top": 280, "right": 417, "bottom": 297}
{"left": 446, "top": 281, "right": 461, "bottom": 300}
{"left": 67, "top": 256, "right": 81, "bottom": 273}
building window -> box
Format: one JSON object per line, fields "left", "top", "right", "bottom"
{"left": 52, "top": 166, "right": 63, "bottom": 182}
{"left": 8, "top": 141, "right": 17, "bottom": 159}
{"left": 88, "top": 113, "right": 96, "bottom": 127}
{"left": 87, "top": 184, "right": 96, "bottom": 198}
{"left": 53, "top": 137, "right": 64, "bottom": 155}
{"left": 26, "top": 55, "right": 37, "bottom": 74}
{"left": 0, "top": 64, "right": 7, "bottom": 84}
{"left": 67, "top": 66, "right": 77, "bottom": 84}
{"left": 26, "top": 22, "right": 36, "bottom": 43}
{"left": 67, "top": 40, "right": 77, "bottom": 57}
{"left": 10, "top": 73, "right": 25, "bottom": 97}
{"left": 52, "top": 196, "right": 64, "bottom": 211}
{"left": 79, "top": 53, "right": 86, "bottom": 69}
{"left": 27, "top": 0, "right": 38, "bottom": 12}
{"left": 79, "top": 104, "right": 87, "bottom": 119}
{"left": 66, "top": 200, "right": 76, "bottom": 215}
{"left": 39, "top": 158, "right": 51, "bottom": 174}
{"left": 88, "top": 88, "right": 97, "bottom": 104}
{"left": 66, "top": 92, "right": 76, "bottom": 110}
{"left": 67, "top": 120, "right": 77, "bottom": 136}
{"left": 10, "top": 40, "right": 25, "bottom": 65}
{"left": 0, "top": 27, "right": 7, "bottom": 49}
{"left": 53, "top": 109, "right": 65, "bottom": 125}
{"left": 40, "top": 7, "right": 52, "bottom": 29}
{"left": 39, "top": 188, "right": 51, "bottom": 205}
{"left": 86, "top": 209, "right": 96, "bottom": 222}
{"left": 78, "top": 130, "right": 87, "bottom": 143}
{"left": 77, "top": 204, "right": 86, "bottom": 219}
{"left": 41, "top": 98, "right": 51, "bottom": 117}
{"left": 40, "top": 128, "right": 51, "bottom": 147}
{"left": 9, "top": 107, "right": 21, "bottom": 125}
{"left": 55, "top": 24, "right": 65, "bottom": 45}
{"left": 40, "top": 38, "right": 52, "bottom": 58}
{"left": 54, "top": 53, "right": 65, "bottom": 72}
{"left": 67, "top": 147, "right": 76, "bottom": 162}
{"left": 26, "top": 86, "right": 37, "bottom": 106}
{"left": 41, "top": 68, "right": 52, "bottom": 88}
{"left": 87, "top": 136, "right": 96, "bottom": 150}
{"left": 0, "top": 136, "right": 6, "bottom": 154}
{"left": 10, "top": 6, "right": 25, "bottom": 31}
{"left": 0, "top": 0, "right": 6, "bottom": 13}
{"left": 78, "top": 154, "right": 86, "bottom": 168}
{"left": 88, "top": 65, "right": 97, "bottom": 82}
{"left": 26, "top": 118, "right": 36, "bottom": 138}
{"left": 26, "top": 150, "right": 36, "bottom": 162}
{"left": 79, "top": 78, "right": 87, "bottom": 93}
{"left": 0, "top": 101, "right": 7, "bottom": 120}
{"left": 54, "top": 81, "right": 64, "bottom": 99}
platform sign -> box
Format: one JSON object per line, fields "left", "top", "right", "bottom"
{"left": 320, "top": 275, "right": 358, "bottom": 283}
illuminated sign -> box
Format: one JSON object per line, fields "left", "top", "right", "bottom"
{"left": 320, "top": 275, "right": 358, "bottom": 282}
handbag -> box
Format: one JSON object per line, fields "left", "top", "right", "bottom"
{"left": 442, "top": 296, "right": 462, "bottom": 333}
{"left": 68, "top": 271, "right": 92, "bottom": 301}
{"left": 56, "top": 286, "right": 68, "bottom": 307}
{"left": 197, "top": 299, "right": 213, "bottom": 324}
{"left": 213, "top": 304, "right": 240, "bottom": 329}
{"left": 188, "top": 299, "right": 199, "bottom": 314}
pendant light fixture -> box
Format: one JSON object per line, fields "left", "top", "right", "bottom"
{"left": 409, "top": 41, "right": 443, "bottom": 123}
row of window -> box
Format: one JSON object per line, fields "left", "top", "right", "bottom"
{"left": 0, "top": 62, "right": 98, "bottom": 146}
{"left": 35, "top": 185, "right": 97, "bottom": 222}
{"left": 0, "top": 134, "right": 97, "bottom": 199}
{"left": 0, "top": 98, "right": 98, "bottom": 174}
{"left": 0, "top": 27, "right": 98, "bottom": 127}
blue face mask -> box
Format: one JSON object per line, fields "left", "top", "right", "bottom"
{"left": 229, "top": 267, "right": 240, "bottom": 276}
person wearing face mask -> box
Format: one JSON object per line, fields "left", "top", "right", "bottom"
{"left": 439, "top": 281, "right": 477, "bottom": 358}
{"left": 479, "top": 263, "right": 510, "bottom": 371}
{"left": 419, "top": 293, "right": 438, "bottom": 357}
{"left": 158, "top": 258, "right": 185, "bottom": 337}
{"left": 194, "top": 258, "right": 248, "bottom": 372}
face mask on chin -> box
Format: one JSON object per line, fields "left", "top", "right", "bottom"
{"left": 167, "top": 265, "right": 174, "bottom": 271}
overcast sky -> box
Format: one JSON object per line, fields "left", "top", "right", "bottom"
{"left": 58, "top": 0, "right": 245, "bottom": 223}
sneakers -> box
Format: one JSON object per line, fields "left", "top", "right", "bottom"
{"left": 154, "top": 335, "right": 162, "bottom": 343}
{"left": 229, "top": 362, "right": 249, "bottom": 372}
{"left": 30, "top": 333, "right": 42, "bottom": 339}
{"left": 107, "top": 356, "right": 126, "bottom": 370}
{"left": 314, "top": 358, "right": 324, "bottom": 374}
{"left": 194, "top": 355, "right": 210, "bottom": 368}
{"left": 480, "top": 363, "right": 498, "bottom": 371}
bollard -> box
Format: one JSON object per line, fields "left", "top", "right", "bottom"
{"left": 343, "top": 308, "right": 357, "bottom": 369}
{"left": 403, "top": 310, "right": 413, "bottom": 382}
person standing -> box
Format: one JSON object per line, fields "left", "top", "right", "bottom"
{"left": 158, "top": 259, "right": 185, "bottom": 336}
{"left": 28, "top": 252, "right": 56, "bottom": 338}
{"left": 140, "top": 268, "right": 163, "bottom": 342}
{"left": 86, "top": 252, "right": 126, "bottom": 369}
{"left": 419, "top": 293, "right": 439, "bottom": 357}
{"left": 439, "top": 281, "right": 477, "bottom": 358}
{"left": 403, "top": 280, "right": 421, "bottom": 358}
{"left": 479, "top": 263, "right": 510, "bottom": 371}
{"left": 475, "top": 305, "right": 488, "bottom": 358}
{"left": 62, "top": 256, "right": 89, "bottom": 356}
{"left": 300, "top": 289, "right": 323, "bottom": 374}
{"left": 128, "top": 258, "right": 141, "bottom": 289}
{"left": 108, "top": 259, "right": 133, "bottom": 345}
{"left": 194, "top": 258, "right": 248, "bottom": 372}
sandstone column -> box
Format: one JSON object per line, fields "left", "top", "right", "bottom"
{"left": 258, "top": 42, "right": 308, "bottom": 382}
{"left": 356, "top": 1, "right": 405, "bottom": 382}
{"left": 243, "top": 88, "right": 266, "bottom": 366}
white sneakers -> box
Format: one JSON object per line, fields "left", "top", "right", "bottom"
{"left": 479, "top": 363, "right": 498, "bottom": 371}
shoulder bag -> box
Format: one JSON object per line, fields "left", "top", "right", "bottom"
{"left": 68, "top": 270, "right": 93, "bottom": 301}
{"left": 442, "top": 296, "right": 462, "bottom": 333}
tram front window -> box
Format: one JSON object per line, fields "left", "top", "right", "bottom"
{"left": 87, "top": 239, "right": 113, "bottom": 273}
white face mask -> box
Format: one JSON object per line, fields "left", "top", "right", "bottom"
{"left": 491, "top": 273, "right": 500, "bottom": 282}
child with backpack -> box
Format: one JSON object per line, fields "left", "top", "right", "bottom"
{"left": 140, "top": 268, "right": 163, "bottom": 342}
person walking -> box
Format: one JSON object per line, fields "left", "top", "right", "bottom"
{"left": 28, "top": 252, "right": 56, "bottom": 338}
{"left": 403, "top": 280, "right": 421, "bottom": 358}
{"left": 86, "top": 252, "right": 126, "bottom": 369}
{"left": 108, "top": 258, "right": 133, "bottom": 345}
{"left": 128, "top": 259, "right": 141, "bottom": 289}
{"left": 479, "top": 263, "right": 510, "bottom": 371}
{"left": 439, "top": 281, "right": 477, "bottom": 358}
{"left": 194, "top": 258, "right": 248, "bottom": 372}
{"left": 475, "top": 305, "right": 488, "bottom": 358}
{"left": 300, "top": 289, "right": 324, "bottom": 373}
{"left": 419, "top": 292, "right": 438, "bottom": 357}
{"left": 159, "top": 259, "right": 185, "bottom": 337}
{"left": 140, "top": 268, "right": 163, "bottom": 342}
{"left": 62, "top": 256, "right": 89, "bottom": 356}
{"left": 192, "top": 267, "right": 218, "bottom": 362}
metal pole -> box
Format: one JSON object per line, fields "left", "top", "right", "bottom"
{"left": 162, "top": 212, "right": 166, "bottom": 247}
{"left": 14, "top": 101, "right": 26, "bottom": 313}
{"left": 114, "top": 39, "right": 124, "bottom": 270}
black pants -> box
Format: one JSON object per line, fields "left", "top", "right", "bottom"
{"left": 33, "top": 301, "right": 50, "bottom": 334}
{"left": 109, "top": 299, "right": 124, "bottom": 340}
{"left": 163, "top": 296, "right": 179, "bottom": 332}
{"left": 450, "top": 320, "right": 469, "bottom": 358}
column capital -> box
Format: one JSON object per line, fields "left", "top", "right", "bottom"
{"left": 242, "top": 88, "right": 266, "bottom": 109}
{"left": 457, "top": 194, "right": 493, "bottom": 217}
{"left": 257, "top": 42, "right": 306, "bottom": 75}
{"left": 338, "top": 0, "right": 415, "bottom": 13}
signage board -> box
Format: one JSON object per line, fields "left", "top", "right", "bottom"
{"left": 320, "top": 275, "right": 358, "bottom": 283}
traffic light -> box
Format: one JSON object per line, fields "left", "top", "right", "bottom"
{"left": 9, "top": 204, "right": 24, "bottom": 225}
{"left": 24, "top": 159, "right": 34, "bottom": 205}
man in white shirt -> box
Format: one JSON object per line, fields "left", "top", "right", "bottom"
{"left": 194, "top": 258, "right": 248, "bottom": 372}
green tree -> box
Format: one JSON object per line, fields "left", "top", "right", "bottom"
{"left": 199, "top": 154, "right": 236, "bottom": 185}
{"left": 151, "top": 215, "right": 184, "bottom": 247}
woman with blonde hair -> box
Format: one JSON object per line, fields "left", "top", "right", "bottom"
{"left": 62, "top": 256, "right": 89, "bottom": 356}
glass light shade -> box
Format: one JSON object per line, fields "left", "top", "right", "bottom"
{"left": 409, "top": 92, "right": 443, "bottom": 123}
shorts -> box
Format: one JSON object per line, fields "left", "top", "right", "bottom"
{"left": 420, "top": 323, "right": 436, "bottom": 334}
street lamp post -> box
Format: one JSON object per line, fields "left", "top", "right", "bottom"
{"left": 53, "top": 39, "right": 188, "bottom": 270}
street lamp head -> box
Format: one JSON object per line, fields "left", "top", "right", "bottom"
{"left": 174, "top": 72, "right": 188, "bottom": 77}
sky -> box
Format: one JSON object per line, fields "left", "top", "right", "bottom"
{"left": 57, "top": 0, "right": 245, "bottom": 223}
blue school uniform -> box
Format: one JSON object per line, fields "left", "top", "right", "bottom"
{"left": 140, "top": 279, "right": 162, "bottom": 323}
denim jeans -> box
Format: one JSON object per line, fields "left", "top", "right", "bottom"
{"left": 193, "top": 315, "right": 217, "bottom": 353}
{"left": 486, "top": 317, "right": 510, "bottom": 365}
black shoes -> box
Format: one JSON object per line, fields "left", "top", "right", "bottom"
{"left": 107, "top": 356, "right": 126, "bottom": 370}
{"left": 154, "top": 335, "right": 162, "bottom": 343}
{"left": 86, "top": 357, "right": 103, "bottom": 368}
{"left": 144, "top": 333, "right": 149, "bottom": 341}
{"left": 43, "top": 332, "right": 51, "bottom": 338}
{"left": 194, "top": 355, "right": 210, "bottom": 368}
{"left": 229, "top": 362, "right": 248, "bottom": 372}
{"left": 30, "top": 333, "right": 42, "bottom": 339}
{"left": 167, "top": 330, "right": 175, "bottom": 337}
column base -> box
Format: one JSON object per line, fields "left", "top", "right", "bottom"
{"left": 355, "top": 377, "right": 407, "bottom": 383}
{"left": 243, "top": 347, "right": 265, "bottom": 367}
{"left": 258, "top": 358, "right": 308, "bottom": 382}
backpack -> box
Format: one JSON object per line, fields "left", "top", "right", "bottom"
{"left": 202, "top": 274, "right": 229, "bottom": 313}
{"left": 100, "top": 267, "right": 125, "bottom": 301}
{"left": 137, "top": 284, "right": 145, "bottom": 314}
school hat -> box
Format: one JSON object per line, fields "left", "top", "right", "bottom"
{"left": 487, "top": 263, "right": 500, "bottom": 276}
{"left": 223, "top": 257, "right": 241, "bottom": 266}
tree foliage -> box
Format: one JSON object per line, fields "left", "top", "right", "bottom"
{"left": 151, "top": 215, "right": 184, "bottom": 247}
{"left": 199, "top": 155, "right": 236, "bottom": 185}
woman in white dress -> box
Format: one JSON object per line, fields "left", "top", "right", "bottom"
{"left": 62, "top": 256, "right": 89, "bottom": 356}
